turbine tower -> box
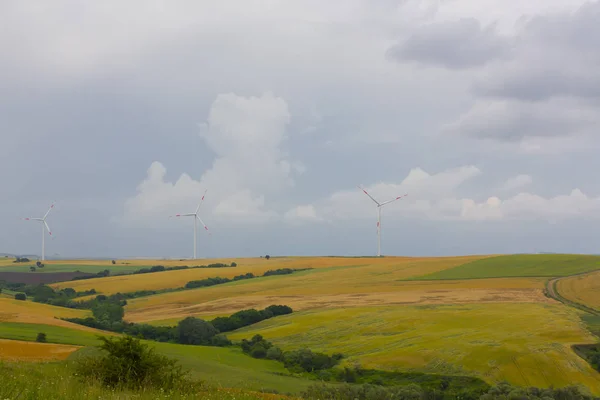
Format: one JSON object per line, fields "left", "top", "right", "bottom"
{"left": 22, "top": 202, "right": 55, "bottom": 261}
{"left": 171, "top": 190, "right": 210, "bottom": 259}
{"left": 358, "top": 186, "right": 407, "bottom": 257}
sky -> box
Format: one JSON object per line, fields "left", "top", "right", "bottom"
{"left": 1, "top": 0, "right": 600, "bottom": 259}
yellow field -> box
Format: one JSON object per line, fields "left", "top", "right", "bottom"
{"left": 557, "top": 270, "right": 600, "bottom": 311}
{"left": 53, "top": 255, "right": 489, "bottom": 295}
{"left": 0, "top": 339, "right": 81, "bottom": 361}
{"left": 228, "top": 303, "right": 600, "bottom": 392}
{"left": 0, "top": 298, "right": 97, "bottom": 332}
{"left": 125, "top": 271, "right": 547, "bottom": 324}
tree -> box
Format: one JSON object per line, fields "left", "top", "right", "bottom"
{"left": 111, "top": 260, "right": 116, "bottom": 265}
{"left": 265, "top": 255, "right": 271, "bottom": 260}
{"left": 230, "top": 262, "right": 237, "bottom": 267}
{"left": 30, "top": 266, "right": 36, "bottom": 272}
{"left": 176, "top": 317, "right": 218, "bottom": 345}
{"left": 15, "top": 293, "right": 26, "bottom": 301}
{"left": 36, "top": 332, "right": 47, "bottom": 343}
{"left": 32, "top": 285, "right": 57, "bottom": 303}
{"left": 92, "top": 302, "right": 125, "bottom": 324}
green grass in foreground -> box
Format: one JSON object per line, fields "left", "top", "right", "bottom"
{"left": 0, "top": 323, "right": 311, "bottom": 394}
{"left": 0, "top": 362, "right": 282, "bottom": 400}
{"left": 411, "top": 254, "right": 600, "bottom": 280}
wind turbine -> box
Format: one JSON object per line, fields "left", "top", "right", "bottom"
{"left": 358, "top": 186, "right": 407, "bottom": 257}
{"left": 22, "top": 202, "right": 55, "bottom": 261}
{"left": 170, "top": 190, "right": 210, "bottom": 259}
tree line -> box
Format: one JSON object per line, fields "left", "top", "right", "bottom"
{"left": 68, "top": 262, "right": 238, "bottom": 282}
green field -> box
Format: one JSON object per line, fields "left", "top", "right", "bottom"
{"left": 0, "top": 322, "right": 310, "bottom": 393}
{"left": 412, "top": 254, "right": 600, "bottom": 280}
{"left": 0, "top": 323, "right": 105, "bottom": 347}
{"left": 228, "top": 303, "right": 600, "bottom": 392}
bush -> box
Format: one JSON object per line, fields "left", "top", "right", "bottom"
{"left": 14, "top": 293, "right": 26, "bottom": 301}
{"left": 111, "top": 260, "right": 116, "bottom": 264}
{"left": 75, "top": 336, "right": 191, "bottom": 390}
{"left": 265, "top": 255, "right": 271, "bottom": 260}
{"left": 36, "top": 332, "right": 47, "bottom": 343}
{"left": 177, "top": 317, "right": 219, "bottom": 345}
{"left": 210, "top": 334, "right": 232, "bottom": 347}
{"left": 29, "top": 266, "right": 36, "bottom": 272}
{"left": 266, "top": 346, "right": 283, "bottom": 361}
{"left": 230, "top": 262, "right": 237, "bottom": 267}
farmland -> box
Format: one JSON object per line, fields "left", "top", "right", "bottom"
{"left": 228, "top": 303, "right": 600, "bottom": 391}
{"left": 0, "top": 339, "right": 80, "bottom": 361}
{"left": 414, "top": 254, "right": 600, "bottom": 280}
{"left": 556, "top": 270, "right": 600, "bottom": 312}
{"left": 5, "top": 253, "right": 600, "bottom": 395}
{"left": 54, "top": 255, "right": 489, "bottom": 296}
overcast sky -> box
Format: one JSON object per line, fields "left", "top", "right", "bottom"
{"left": 2, "top": 0, "right": 600, "bottom": 259}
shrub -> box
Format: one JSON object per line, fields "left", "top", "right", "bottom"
{"left": 75, "top": 336, "right": 191, "bottom": 390}
{"left": 265, "top": 255, "right": 271, "bottom": 260}
{"left": 14, "top": 293, "right": 26, "bottom": 301}
{"left": 230, "top": 262, "right": 237, "bottom": 267}
{"left": 210, "top": 334, "right": 232, "bottom": 347}
{"left": 29, "top": 266, "right": 36, "bottom": 272}
{"left": 111, "top": 260, "right": 116, "bottom": 264}
{"left": 36, "top": 332, "right": 47, "bottom": 343}
{"left": 176, "top": 317, "right": 219, "bottom": 345}
{"left": 266, "top": 346, "right": 283, "bottom": 361}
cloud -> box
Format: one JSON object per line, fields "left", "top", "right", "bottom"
{"left": 284, "top": 205, "right": 323, "bottom": 224}
{"left": 473, "top": 1, "right": 600, "bottom": 101}
{"left": 287, "top": 166, "right": 600, "bottom": 223}
{"left": 498, "top": 174, "right": 532, "bottom": 192}
{"left": 122, "top": 92, "right": 297, "bottom": 224}
{"left": 443, "top": 97, "right": 600, "bottom": 142}
{"left": 445, "top": 2, "right": 600, "bottom": 143}
{"left": 387, "top": 18, "right": 510, "bottom": 69}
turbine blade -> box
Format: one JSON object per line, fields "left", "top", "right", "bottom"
{"left": 170, "top": 213, "right": 195, "bottom": 218}
{"left": 195, "top": 189, "right": 207, "bottom": 214}
{"left": 196, "top": 215, "right": 209, "bottom": 232}
{"left": 43, "top": 202, "right": 55, "bottom": 219}
{"left": 44, "top": 221, "right": 52, "bottom": 236}
{"left": 358, "top": 186, "right": 380, "bottom": 206}
{"left": 380, "top": 194, "right": 408, "bottom": 206}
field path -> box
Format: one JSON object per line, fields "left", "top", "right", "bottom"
{"left": 545, "top": 271, "right": 600, "bottom": 316}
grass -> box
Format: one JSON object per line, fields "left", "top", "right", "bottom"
{"left": 0, "top": 322, "right": 311, "bottom": 394}
{"left": 228, "top": 303, "right": 600, "bottom": 392}
{"left": 557, "top": 270, "right": 600, "bottom": 313}
{"left": 412, "top": 254, "right": 600, "bottom": 280}
{"left": 52, "top": 256, "right": 487, "bottom": 295}
{"left": 0, "top": 361, "right": 295, "bottom": 400}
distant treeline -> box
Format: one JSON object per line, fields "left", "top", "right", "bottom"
{"left": 69, "top": 262, "right": 238, "bottom": 282}
{"left": 0, "top": 281, "right": 96, "bottom": 306}
{"left": 5, "top": 267, "right": 311, "bottom": 310}
{"left": 65, "top": 303, "right": 292, "bottom": 344}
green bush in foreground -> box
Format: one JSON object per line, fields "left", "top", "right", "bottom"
{"left": 75, "top": 335, "right": 193, "bottom": 391}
